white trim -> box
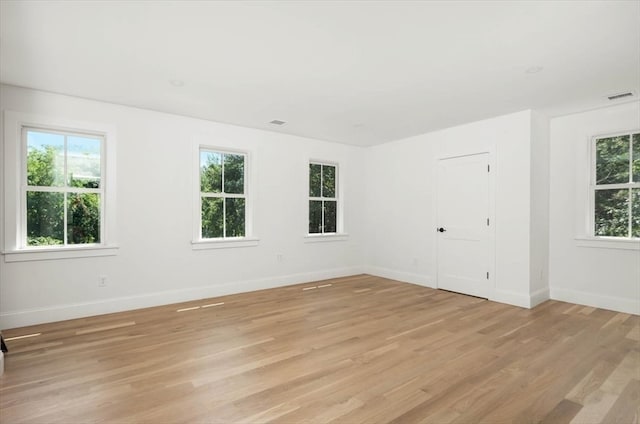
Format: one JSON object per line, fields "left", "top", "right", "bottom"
{"left": 192, "top": 237, "right": 259, "bottom": 250}
{"left": 3, "top": 245, "right": 119, "bottom": 262}
{"left": 193, "top": 144, "right": 256, "bottom": 245}
{"left": 21, "top": 126, "right": 105, "bottom": 248}
{"left": 591, "top": 128, "right": 640, "bottom": 142}
{"left": 530, "top": 287, "right": 550, "bottom": 308}
{"left": 550, "top": 286, "right": 640, "bottom": 315}
{"left": 575, "top": 236, "right": 640, "bottom": 250}
{"left": 593, "top": 183, "right": 637, "bottom": 190}
{"left": 3, "top": 111, "right": 117, "bottom": 259}
{"left": 307, "top": 159, "right": 343, "bottom": 235}
{"left": 368, "top": 266, "right": 547, "bottom": 309}
{"left": 589, "top": 130, "right": 640, "bottom": 240}
{"left": 489, "top": 289, "right": 532, "bottom": 309}
{"left": 365, "top": 266, "right": 435, "bottom": 288}
{"left": 0, "top": 266, "right": 365, "bottom": 329}
{"left": 303, "top": 233, "right": 349, "bottom": 243}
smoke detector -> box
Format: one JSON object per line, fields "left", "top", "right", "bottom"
{"left": 269, "top": 120, "right": 287, "bottom": 125}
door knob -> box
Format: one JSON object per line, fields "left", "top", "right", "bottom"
{"left": 437, "top": 227, "right": 446, "bottom": 232}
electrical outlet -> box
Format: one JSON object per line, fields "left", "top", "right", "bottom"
{"left": 98, "top": 275, "right": 107, "bottom": 287}
{"left": 277, "top": 254, "right": 284, "bottom": 263}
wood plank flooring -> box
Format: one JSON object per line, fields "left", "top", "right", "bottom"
{"left": 0, "top": 274, "right": 638, "bottom": 423}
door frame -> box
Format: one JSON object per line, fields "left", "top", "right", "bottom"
{"left": 434, "top": 150, "right": 496, "bottom": 298}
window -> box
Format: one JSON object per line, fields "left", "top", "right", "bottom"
{"left": 309, "top": 162, "right": 338, "bottom": 234}
{"left": 592, "top": 131, "right": 640, "bottom": 238}
{"left": 3, "top": 111, "right": 117, "bottom": 262}
{"left": 199, "top": 149, "right": 247, "bottom": 239}
{"left": 23, "top": 127, "right": 104, "bottom": 247}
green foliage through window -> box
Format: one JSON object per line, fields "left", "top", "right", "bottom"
{"left": 200, "top": 149, "right": 246, "bottom": 238}
{"left": 25, "top": 129, "right": 103, "bottom": 246}
{"left": 594, "top": 132, "right": 640, "bottom": 238}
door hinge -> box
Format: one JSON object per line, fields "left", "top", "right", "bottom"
{"left": 487, "top": 164, "right": 490, "bottom": 172}
{"left": 487, "top": 218, "right": 490, "bottom": 226}
{"left": 486, "top": 272, "right": 489, "bottom": 279}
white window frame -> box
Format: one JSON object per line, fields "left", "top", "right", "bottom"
{"left": 2, "top": 111, "right": 118, "bottom": 262}
{"left": 192, "top": 145, "right": 258, "bottom": 250}
{"left": 305, "top": 160, "right": 347, "bottom": 242}
{"left": 582, "top": 130, "right": 640, "bottom": 248}
{"left": 21, "top": 126, "right": 106, "bottom": 247}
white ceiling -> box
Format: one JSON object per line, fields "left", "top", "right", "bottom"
{"left": 1, "top": 1, "right": 638, "bottom": 147}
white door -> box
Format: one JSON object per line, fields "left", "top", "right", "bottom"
{"left": 436, "top": 153, "right": 490, "bottom": 298}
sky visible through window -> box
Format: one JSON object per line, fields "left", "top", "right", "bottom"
{"left": 27, "top": 130, "right": 101, "bottom": 185}
{"left": 28, "top": 131, "right": 101, "bottom": 154}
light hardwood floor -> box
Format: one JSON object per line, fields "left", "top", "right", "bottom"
{"left": 0, "top": 275, "right": 638, "bottom": 423}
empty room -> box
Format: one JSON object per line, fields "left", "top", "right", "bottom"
{"left": 0, "top": 1, "right": 639, "bottom": 423}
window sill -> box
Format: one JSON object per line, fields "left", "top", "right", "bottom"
{"left": 304, "top": 233, "right": 349, "bottom": 243}
{"left": 2, "top": 245, "right": 119, "bottom": 262}
{"left": 575, "top": 237, "right": 640, "bottom": 251}
{"left": 192, "top": 237, "right": 260, "bottom": 250}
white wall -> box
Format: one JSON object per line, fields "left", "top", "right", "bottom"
{"left": 530, "top": 110, "right": 550, "bottom": 302}
{"left": 549, "top": 101, "right": 640, "bottom": 315}
{"left": 364, "top": 110, "right": 539, "bottom": 307}
{"left": 0, "top": 85, "right": 366, "bottom": 328}
{"left": 3, "top": 85, "right": 637, "bottom": 329}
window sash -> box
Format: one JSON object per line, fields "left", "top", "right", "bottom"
{"left": 199, "top": 148, "right": 248, "bottom": 240}
{"left": 309, "top": 196, "right": 337, "bottom": 201}
{"left": 594, "top": 183, "right": 640, "bottom": 190}
{"left": 21, "top": 127, "right": 106, "bottom": 248}
{"left": 201, "top": 192, "right": 246, "bottom": 199}
{"left": 309, "top": 162, "right": 339, "bottom": 234}
{"left": 591, "top": 131, "right": 640, "bottom": 239}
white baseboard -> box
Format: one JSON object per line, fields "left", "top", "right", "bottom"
{"left": 550, "top": 287, "right": 639, "bottom": 315}
{"left": 489, "top": 289, "right": 531, "bottom": 308}
{"left": 0, "top": 266, "right": 365, "bottom": 329}
{"left": 7, "top": 266, "right": 634, "bottom": 329}
{"left": 367, "top": 266, "right": 549, "bottom": 310}
{"left": 490, "top": 287, "right": 549, "bottom": 309}
{"left": 530, "top": 287, "right": 550, "bottom": 308}
{"left": 364, "top": 266, "right": 435, "bottom": 288}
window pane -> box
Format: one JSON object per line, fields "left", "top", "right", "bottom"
{"left": 224, "top": 154, "right": 244, "bottom": 194}
{"left": 309, "top": 164, "right": 321, "bottom": 197}
{"left": 67, "top": 193, "right": 101, "bottom": 244}
{"left": 200, "top": 151, "right": 222, "bottom": 193}
{"left": 633, "top": 133, "right": 640, "bottom": 183}
{"left": 26, "top": 191, "right": 64, "bottom": 246}
{"left": 323, "top": 165, "right": 336, "bottom": 198}
{"left": 596, "top": 135, "right": 630, "bottom": 184}
{"left": 67, "top": 136, "right": 102, "bottom": 188}
{"left": 633, "top": 188, "right": 640, "bottom": 238}
{"left": 324, "top": 200, "right": 337, "bottom": 233}
{"left": 202, "top": 197, "right": 223, "bottom": 238}
{"left": 26, "top": 130, "right": 64, "bottom": 187}
{"left": 595, "top": 189, "right": 629, "bottom": 237}
{"left": 309, "top": 200, "right": 322, "bottom": 233}
{"left": 225, "top": 198, "right": 245, "bottom": 237}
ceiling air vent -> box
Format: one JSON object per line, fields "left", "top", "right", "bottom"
{"left": 607, "top": 91, "right": 635, "bottom": 101}
{"left": 269, "top": 119, "right": 287, "bottom": 125}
